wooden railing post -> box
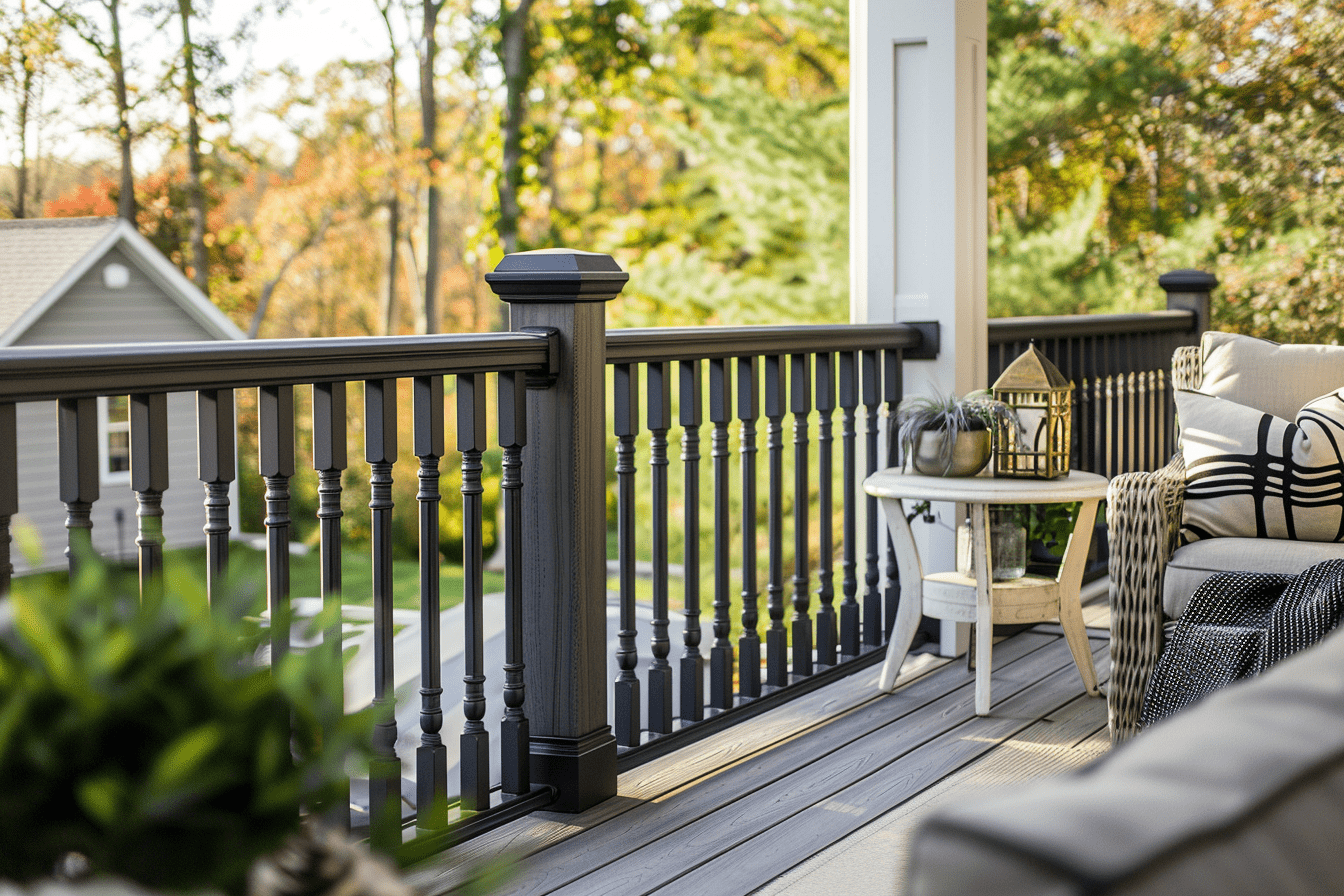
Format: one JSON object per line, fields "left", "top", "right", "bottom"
{"left": 485, "top": 249, "right": 628, "bottom": 813}
{"left": 1159, "top": 269, "right": 1216, "bottom": 335}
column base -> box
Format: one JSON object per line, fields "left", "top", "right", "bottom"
{"left": 530, "top": 727, "right": 617, "bottom": 813}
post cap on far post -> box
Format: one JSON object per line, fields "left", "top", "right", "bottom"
{"left": 485, "top": 249, "right": 629, "bottom": 304}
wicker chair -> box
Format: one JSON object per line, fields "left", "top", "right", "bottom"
{"left": 1106, "top": 346, "right": 1201, "bottom": 742}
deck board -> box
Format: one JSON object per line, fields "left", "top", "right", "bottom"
{"left": 407, "top": 628, "right": 1112, "bottom": 896}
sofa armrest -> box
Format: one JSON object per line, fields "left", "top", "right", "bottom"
{"left": 1106, "top": 454, "right": 1185, "bottom": 742}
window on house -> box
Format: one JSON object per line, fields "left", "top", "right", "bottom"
{"left": 99, "top": 396, "right": 131, "bottom": 484}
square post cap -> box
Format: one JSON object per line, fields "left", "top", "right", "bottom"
{"left": 486, "top": 249, "right": 629, "bottom": 304}
{"left": 1158, "top": 269, "right": 1218, "bottom": 294}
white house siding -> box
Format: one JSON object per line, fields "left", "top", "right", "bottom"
{"left": 17, "top": 246, "right": 211, "bottom": 346}
{"left": 13, "top": 393, "right": 211, "bottom": 573}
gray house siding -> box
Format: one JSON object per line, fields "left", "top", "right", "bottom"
{"left": 10, "top": 243, "right": 235, "bottom": 573}
{"left": 18, "top": 246, "right": 211, "bottom": 346}
{"left": 13, "top": 394, "right": 209, "bottom": 573}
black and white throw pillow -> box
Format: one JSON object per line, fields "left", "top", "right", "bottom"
{"left": 1178, "top": 388, "right": 1344, "bottom": 544}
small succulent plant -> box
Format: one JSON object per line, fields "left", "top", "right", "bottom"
{"left": 895, "top": 388, "right": 1017, "bottom": 470}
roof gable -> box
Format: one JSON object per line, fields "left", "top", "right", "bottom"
{"left": 0, "top": 217, "right": 245, "bottom": 345}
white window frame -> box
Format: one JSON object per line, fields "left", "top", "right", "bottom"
{"left": 98, "top": 395, "right": 132, "bottom": 486}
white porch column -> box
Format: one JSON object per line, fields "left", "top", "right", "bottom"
{"left": 851, "top": 0, "right": 987, "bottom": 656}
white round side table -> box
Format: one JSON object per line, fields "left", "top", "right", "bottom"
{"left": 863, "top": 469, "right": 1109, "bottom": 716}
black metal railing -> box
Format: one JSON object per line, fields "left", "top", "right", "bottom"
{"left": 602, "top": 326, "right": 924, "bottom": 756}
{"left": 0, "top": 332, "right": 553, "bottom": 850}
{"left": 0, "top": 251, "right": 1216, "bottom": 861}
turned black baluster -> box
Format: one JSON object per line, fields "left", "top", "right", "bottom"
{"left": 708, "top": 357, "right": 734, "bottom": 710}
{"left": 646, "top": 361, "right": 674, "bottom": 735}
{"left": 764, "top": 355, "right": 788, "bottom": 688}
{"left": 58, "top": 397, "right": 98, "bottom": 577}
{"left": 0, "top": 403, "right": 15, "bottom": 596}
{"left": 414, "top": 375, "right": 448, "bottom": 830}
{"left": 790, "top": 353, "right": 813, "bottom": 677}
{"left": 679, "top": 359, "right": 705, "bottom": 723}
{"left": 882, "top": 350, "right": 902, "bottom": 639}
{"left": 312, "top": 381, "right": 348, "bottom": 831}
{"left": 197, "top": 389, "right": 234, "bottom": 605}
{"left": 259, "top": 385, "right": 294, "bottom": 664}
{"left": 838, "top": 352, "right": 861, "bottom": 659}
{"left": 613, "top": 362, "right": 642, "bottom": 745}
{"left": 364, "top": 378, "right": 401, "bottom": 851}
{"left": 862, "top": 350, "right": 883, "bottom": 648}
{"left": 737, "top": 355, "right": 761, "bottom": 699}
{"left": 498, "top": 370, "right": 530, "bottom": 794}
{"left": 815, "top": 353, "right": 837, "bottom": 666}
{"left": 130, "top": 393, "right": 168, "bottom": 597}
{"left": 458, "top": 373, "right": 490, "bottom": 811}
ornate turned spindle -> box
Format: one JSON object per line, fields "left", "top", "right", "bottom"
{"left": 737, "top": 355, "right": 761, "bottom": 699}
{"left": 0, "top": 403, "right": 15, "bottom": 596}
{"left": 882, "top": 350, "right": 902, "bottom": 640}
{"left": 764, "top": 355, "right": 788, "bottom": 688}
{"left": 838, "top": 352, "right": 861, "bottom": 659}
{"left": 130, "top": 393, "right": 168, "bottom": 598}
{"left": 364, "top": 378, "right": 401, "bottom": 851}
{"left": 646, "top": 361, "right": 674, "bottom": 736}
{"left": 414, "top": 375, "right": 448, "bottom": 830}
{"left": 197, "top": 389, "right": 235, "bottom": 606}
{"left": 708, "top": 357, "right": 734, "bottom": 710}
{"left": 58, "top": 397, "right": 98, "bottom": 577}
{"left": 613, "top": 362, "right": 642, "bottom": 745}
{"left": 679, "top": 359, "right": 705, "bottom": 723}
{"left": 458, "top": 373, "right": 490, "bottom": 811}
{"left": 312, "top": 381, "right": 348, "bottom": 831}
{"left": 790, "top": 353, "right": 812, "bottom": 677}
{"left": 498, "top": 370, "right": 530, "bottom": 794}
{"left": 861, "top": 350, "right": 882, "bottom": 648}
{"left": 259, "top": 385, "right": 294, "bottom": 664}
{"left": 814, "top": 353, "right": 837, "bottom": 666}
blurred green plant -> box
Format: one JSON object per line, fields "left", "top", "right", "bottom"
{"left": 0, "top": 552, "right": 373, "bottom": 893}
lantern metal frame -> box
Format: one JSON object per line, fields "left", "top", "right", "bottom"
{"left": 992, "top": 345, "right": 1073, "bottom": 479}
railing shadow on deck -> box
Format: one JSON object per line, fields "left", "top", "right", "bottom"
{"left": 0, "top": 252, "right": 1213, "bottom": 861}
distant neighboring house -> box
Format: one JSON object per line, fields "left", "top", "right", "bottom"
{"left": 0, "top": 216, "right": 246, "bottom": 572}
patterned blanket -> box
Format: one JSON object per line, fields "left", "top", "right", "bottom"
{"left": 1140, "top": 559, "right": 1344, "bottom": 727}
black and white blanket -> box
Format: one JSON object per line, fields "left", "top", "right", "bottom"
{"left": 1140, "top": 559, "right": 1344, "bottom": 727}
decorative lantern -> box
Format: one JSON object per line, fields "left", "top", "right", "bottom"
{"left": 992, "top": 345, "right": 1073, "bottom": 479}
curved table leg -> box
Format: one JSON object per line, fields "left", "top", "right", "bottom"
{"left": 1057, "top": 497, "right": 1101, "bottom": 696}
{"left": 970, "top": 502, "right": 994, "bottom": 715}
{"left": 879, "top": 495, "right": 925, "bottom": 692}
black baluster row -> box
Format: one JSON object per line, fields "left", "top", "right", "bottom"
{"left": 607, "top": 347, "right": 903, "bottom": 738}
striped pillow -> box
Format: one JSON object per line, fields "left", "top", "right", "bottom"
{"left": 1178, "top": 388, "right": 1344, "bottom": 544}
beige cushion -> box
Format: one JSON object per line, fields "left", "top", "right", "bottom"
{"left": 907, "top": 626, "right": 1344, "bottom": 896}
{"left": 1163, "top": 537, "right": 1344, "bottom": 618}
{"left": 1200, "top": 331, "right": 1344, "bottom": 420}
{"left": 1176, "top": 388, "right": 1344, "bottom": 544}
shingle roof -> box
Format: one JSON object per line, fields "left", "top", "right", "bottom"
{"left": 0, "top": 217, "right": 120, "bottom": 334}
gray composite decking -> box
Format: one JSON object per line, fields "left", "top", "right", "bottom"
{"left": 406, "top": 618, "right": 1113, "bottom": 896}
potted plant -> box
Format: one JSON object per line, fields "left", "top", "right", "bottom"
{"left": 895, "top": 389, "right": 1017, "bottom": 477}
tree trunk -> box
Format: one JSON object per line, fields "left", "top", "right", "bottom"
{"left": 375, "top": 0, "right": 400, "bottom": 335}
{"left": 108, "top": 0, "right": 135, "bottom": 221}
{"left": 497, "top": 0, "right": 535, "bottom": 329}
{"left": 177, "top": 0, "right": 209, "bottom": 296}
{"left": 418, "top": 0, "right": 443, "bottom": 334}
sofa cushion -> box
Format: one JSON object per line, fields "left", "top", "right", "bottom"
{"left": 1200, "top": 331, "right": 1344, "bottom": 420}
{"left": 906, "top": 625, "right": 1344, "bottom": 896}
{"left": 1163, "top": 537, "right": 1344, "bottom": 618}
{"left": 1176, "top": 388, "right": 1344, "bottom": 544}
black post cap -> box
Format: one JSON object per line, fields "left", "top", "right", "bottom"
{"left": 1157, "top": 269, "right": 1218, "bottom": 293}
{"left": 485, "top": 249, "right": 629, "bottom": 304}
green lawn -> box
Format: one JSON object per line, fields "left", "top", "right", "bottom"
{"left": 14, "top": 541, "right": 504, "bottom": 613}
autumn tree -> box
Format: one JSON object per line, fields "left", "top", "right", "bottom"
{"left": 0, "top": 1, "right": 66, "bottom": 218}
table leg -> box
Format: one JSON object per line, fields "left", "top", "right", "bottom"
{"left": 1057, "top": 496, "right": 1101, "bottom": 696}
{"left": 879, "top": 496, "right": 925, "bottom": 692}
{"left": 971, "top": 502, "right": 994, "bottom": 716}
